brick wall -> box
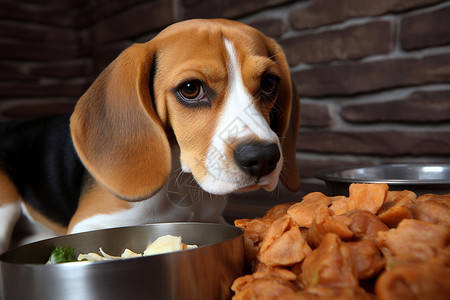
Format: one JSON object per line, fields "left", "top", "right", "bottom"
{"left": 1, "top": 0, "right": 450, "bottom": 217}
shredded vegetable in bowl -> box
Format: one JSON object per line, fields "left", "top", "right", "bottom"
{"left": 47, "top": 235, "right": 197, "bottom": 264}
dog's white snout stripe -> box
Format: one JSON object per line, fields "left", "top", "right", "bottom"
{"left": 198, "top": 38, "right": 283, "bottom": 195}
{"left": 221, "top": 39, "right": 277, "bottom": 141}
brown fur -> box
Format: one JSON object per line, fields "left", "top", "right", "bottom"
{"left": 0, "top": 171, "right": 20, "bottom": 205}
{"left": 71, "top": 19, "right": 300, "bottom": 203}
{"left": 22, "top": 203, "right": 67, "bottom": 235}
{"left": 1, "top": 19, "right": 301, "bottom": 239}
{"left": 67, "top": 182, "right": 132, "bottom": 233}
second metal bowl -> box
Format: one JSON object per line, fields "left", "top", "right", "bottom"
{"left": 316, "top": 164, "right": 450, "bottom": 196}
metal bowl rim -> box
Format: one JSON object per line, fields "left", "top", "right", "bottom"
{"left": 315, "top": 163, "right": 450, "bottom": 185}
{"left": 0, "top": 222, "right": 244, "bottom": 268}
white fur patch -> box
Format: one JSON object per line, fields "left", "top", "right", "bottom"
{"left": 0, "top": 202, "right": 20, "bottom": 253}
{"left": 71, "top": 152, "right": 227, "bottom": 234}
{"left": 198, "top": 38, "right": 283, "bottom": 195}
{"left": 15, "top": 203, "right": 61, "bottom": 247}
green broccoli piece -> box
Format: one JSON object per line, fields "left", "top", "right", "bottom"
{"left": 48, "top": 246, "right": 77, "bottom": 264}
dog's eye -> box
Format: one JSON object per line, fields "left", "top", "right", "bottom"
{"left": 179, "top": 81, "right": 203, "bottom": 100}
{"left": 261, "top": 74, "right": 280, "bottom": 96}
{"left": 174, "top": 80, "right": 213, "bottom": 108}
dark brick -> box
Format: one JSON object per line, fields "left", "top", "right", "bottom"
{"left": 290, "top": 0, "right": 444, "bottom": 30}
{"left": 0, "top": 2, "right": 77, "bottom": 27}
{"left": 300, "top": 102, "right": 332, "bottom": 127}
{"left": 29, "top": 60, "right": 89, "bottom": 78}
{"left": 90, "top": 0, "right": 177, "bottom": 44}
{"left": 246, "top": 17, "right": 287, "bottom": 38}
{"left": 341, "top": 89, "right": 450, "bottom": 123}
{"left": 182, "top": 0, "right": 294, "bottom": 19}
{"left": 76, "top": 28, "right": 95, "bottom": 56}
{"left": 0, "top": 99, "right": 77, "bottom": 119}
{"left": 401, "top": 5, "right": 450, "bottom": 50}
{"left": 91, "top": 42, "right": 131, "bottom": 74}
{"left": 77, "top": 0, "right": 148, "bottom": 27}
{"left": 0, "top": 40, "right": 79, "bottom": 61}
{"left": 0, "top": 81, "right": 88, "bottom": 98}
{"left": 280, "top": 21, "right": 394, "bottom": 65}
{"left": 0, "top": 61, "right": 33, "bottom": 80}
{"left": 297, "top": 130, "right": 450, "bottom": 156}
{"left": 0, "top": 20, "right": 77, "bottom": 43}
{"left": 22, "top": 0, "right": 88, "bottom": 9}
{"left": 292, "top": 53, "right": 450, "bottom": 97}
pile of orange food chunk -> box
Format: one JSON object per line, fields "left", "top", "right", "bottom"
{"left": 232, "top": 183, "right": 450, "bottom": 300}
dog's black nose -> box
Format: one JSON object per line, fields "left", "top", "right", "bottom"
{"left": 234, "top": 142, "right": 281, "bottom": 178}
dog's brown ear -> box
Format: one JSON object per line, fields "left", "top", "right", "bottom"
{"left": 267, "top": 39, "right": 301, "bottom": 192}
{"left": 280, "top": 81, "right": 301, "bottom": 192}
{"left": 71, "top": 42, "right": 171, "bottom": 201}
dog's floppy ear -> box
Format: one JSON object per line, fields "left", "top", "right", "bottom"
{"left": 267, "top": 39, "right": 301, "bottom": 192}
{"left": 71, "top": 42, "right": 171, "bottom": 201}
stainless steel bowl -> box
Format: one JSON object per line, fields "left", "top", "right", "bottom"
{"left": 0, "top": 222, "right": 245, "bottom": 300}
{"left": 316, "top": 164, "right": 450, "bottom": 196}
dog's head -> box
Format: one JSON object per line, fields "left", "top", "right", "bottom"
{"left": 71, "top": 19, "right": 300, "bottom": 201}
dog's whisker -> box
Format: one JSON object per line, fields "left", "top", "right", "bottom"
{"left": 174, "top": 170, "right": 185, "bottom": 187}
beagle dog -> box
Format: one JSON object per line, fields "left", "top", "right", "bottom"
{"left": 0, "top": 19, "right": 300, "bottom": 253}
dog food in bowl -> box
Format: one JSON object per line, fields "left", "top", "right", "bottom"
{"left": 232, "top": 183, "right": 450, "bottom": 299}
{"left": 47, "top": 234, "right": 198, "bottom": 264}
